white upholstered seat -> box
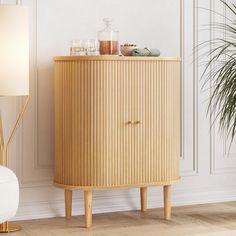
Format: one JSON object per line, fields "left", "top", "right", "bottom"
{"left": 0, "top": 166, "right": 19, "bottom": 224}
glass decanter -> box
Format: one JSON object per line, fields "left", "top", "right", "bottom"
{"left": 98, "top": 18, "right": 119, "bottom": 55}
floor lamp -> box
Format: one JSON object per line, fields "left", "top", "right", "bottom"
{"left": 0, "top": 5, "right": 29, "bottom": 233}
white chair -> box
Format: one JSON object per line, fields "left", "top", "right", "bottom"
{"left": 0, "top": 166, "right": 19, "bottom": 224}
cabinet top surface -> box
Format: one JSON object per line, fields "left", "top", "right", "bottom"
{"left": 54, "top": 55, "right": 181, "bottom": 62}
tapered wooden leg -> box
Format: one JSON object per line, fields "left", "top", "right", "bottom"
{"left": 140, "top": 187, "right": 147, "bottom": 212}
{"left": 65, "top": 189, "right": 72, "bottom": 219}
{"left": 84, "top": 190, "right": 92, "bottom": 228}
{"left": 163, "top": 185, "right": 171, "bottom": 220}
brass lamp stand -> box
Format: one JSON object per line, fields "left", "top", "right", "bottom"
{"left": 0, "top": 96, "right": 29, "bottom": 233}
{"left": 0, "top": 2, "right": 29, "bottom": 232}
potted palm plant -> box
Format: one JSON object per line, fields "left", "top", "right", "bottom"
{"left": 202, "top": 0, "right": 236, "bottom": 141}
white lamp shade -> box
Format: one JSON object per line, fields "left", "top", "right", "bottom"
{"left": 0, "top": 6, "right": 29, "bottom": 96}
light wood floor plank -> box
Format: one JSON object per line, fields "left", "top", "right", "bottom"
{"left": 5, "top": 202, "right": 236, "bottom": 236}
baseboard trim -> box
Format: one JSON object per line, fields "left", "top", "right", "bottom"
{"left": 13, "top": 186, "right": 236, "bottom": 221}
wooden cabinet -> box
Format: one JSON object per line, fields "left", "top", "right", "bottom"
{"left": 54, "top": 56, "right": 181, "bottom": 227}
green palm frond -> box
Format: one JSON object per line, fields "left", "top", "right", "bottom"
{"left": 202, "top": 0, "right": 236, "bottom": 141}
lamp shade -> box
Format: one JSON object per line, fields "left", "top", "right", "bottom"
{"left": 0, "top": 6, "right": 29, "bottom": 96}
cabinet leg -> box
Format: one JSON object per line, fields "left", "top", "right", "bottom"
{"left": 65, "top": 189, "right": 72, "bottom": 219}
{"left": 163, "top": 185, "right": 171, "bottom": 220}
{"left": 84, "top": 190, "right": 92, "bottom": 228}
{"left": 140, "top": 187, "right": 147, "bottom": 212}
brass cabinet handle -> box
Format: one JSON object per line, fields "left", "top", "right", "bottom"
{"left": 127, "top": 121, "right": 135, "bottom": 125}
{"left": 127, "top": 121, "right": 142, "bottom": 125}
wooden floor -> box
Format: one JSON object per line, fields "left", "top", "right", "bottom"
{"left": 6, "top": 202, "right": 236, "bottom": 236}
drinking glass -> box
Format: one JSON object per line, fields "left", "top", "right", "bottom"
{"left": 85, "top": 39, "right": 100, "bottom": 56}
{"left": 70, "top": 40, "right": 86, "bottom": 56}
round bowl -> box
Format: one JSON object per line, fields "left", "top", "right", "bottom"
{"left": 120, "top": 45, "right": 137, "bottom": 56}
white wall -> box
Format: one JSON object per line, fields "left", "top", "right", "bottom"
{"left": 1, "top": 0, "right": 236, "bottom": 221}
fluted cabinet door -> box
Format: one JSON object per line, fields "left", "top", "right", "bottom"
{"left": 88, "top": 60, "right": 133, "bottom": 187}
{"left": 134, "top": 61, "right": 180, "bottom": 184}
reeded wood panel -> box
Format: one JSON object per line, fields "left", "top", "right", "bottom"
{"left": 54, "top": 56, "right": 180, "bottom": 188}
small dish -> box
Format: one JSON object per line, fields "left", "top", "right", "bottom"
{"left": 120, "top": 44, "right": 137, "bottom": 56}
